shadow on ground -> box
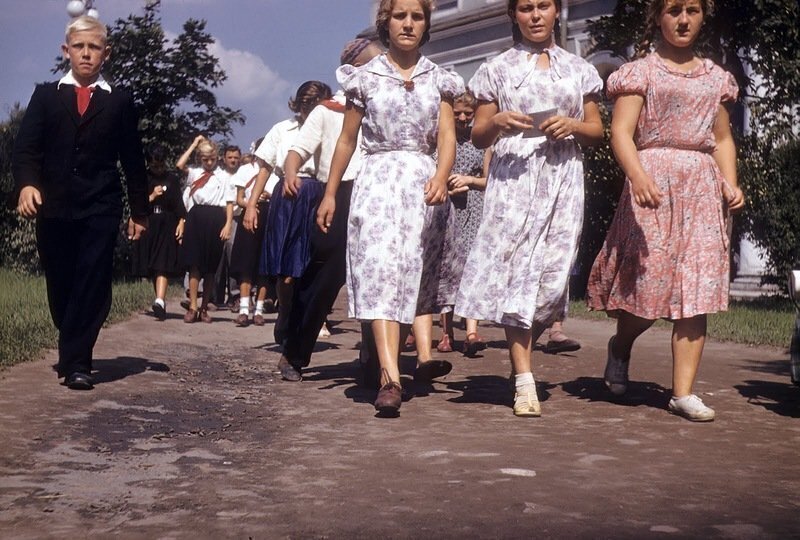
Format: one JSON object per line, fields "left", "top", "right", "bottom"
{"left": 561, "top": 376, "right": 671, "bottom": 410}
{"left": 91, "top": 356, "right": 170, "bottom": 384}
{"left": 734, "top": 379, "right": 800, "bottom": 418}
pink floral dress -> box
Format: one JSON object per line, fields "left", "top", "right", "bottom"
{"left": 588, "top": 54, "right": 739, "bottom": 319}
{"left": 338, "top": 54, "right": 464, "bottom": 323}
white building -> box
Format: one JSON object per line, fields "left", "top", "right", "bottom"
{"left": 366, "top": 0, "right": 624, "bottom": 84}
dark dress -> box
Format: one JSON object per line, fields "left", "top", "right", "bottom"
{"left": 131, "top": 171, "right": 186, "bottom": 277}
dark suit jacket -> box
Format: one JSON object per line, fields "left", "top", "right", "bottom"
{"left": 11, "top": 81, "right": 148, "bottom": 220}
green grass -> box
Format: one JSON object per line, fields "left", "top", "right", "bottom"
{"left": 569, "top": 297, "right": 795, "bottom": 348}
{"left": 0, "top": 269, "right": 157, "bottom": 368}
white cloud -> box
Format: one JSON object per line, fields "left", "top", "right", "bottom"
{"left": 208, "top": 40, "right": 290, "bottom": 105}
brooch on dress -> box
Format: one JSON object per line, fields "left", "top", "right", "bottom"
{"left": 403, "top": 80, "right": 415, "bottom": 91}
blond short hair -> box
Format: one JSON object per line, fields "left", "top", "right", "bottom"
{"left": 197, "top": 140, "right": 218, "bottom": 156}
{"left": 65, "top": 15, "right": 107, "bottom": 44}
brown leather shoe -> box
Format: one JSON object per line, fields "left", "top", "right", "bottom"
{"left": 253, "top": 313, "right": 265, "bottom": 326}
{"left": 235, "top": 313, "right": 249, "bottom": 327}
{"left": 200, "top": 308, "right": 212, "bottom": 323}
{"left": 374, "top": 382, "right": 402, "bottom": 416}
{"left": 183, "top": 309, "right": 199, "bottom": 323}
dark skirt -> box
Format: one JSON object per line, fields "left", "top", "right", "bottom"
{"left": 230, "top": 201, "right": 268, "bottom": 280}
{"left": 181, "top": 205, "right": 226, "bottom": 275}
{"left": 131, "top": 210, "right": 182, "bottom": 277}
{"left": 261, "top": 177, "right": 325, "bottom": 278}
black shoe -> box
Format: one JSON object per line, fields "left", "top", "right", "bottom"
{"left": 152, "top": 301, "right": 166, "bottom": 321}
{"left": 414, "top": 360, "right": 453, "bottom": 382}
{"left": 180, "top": 299, "right": 191, "bottom": 311}
{"left": 542, "top": 338, "right": 582, "bottom": 354}
{"left": 65, "top": 372, "right": 94, "bottom": 390}
{"left": 277, "top": 356, "right": 302, "bottom": 382}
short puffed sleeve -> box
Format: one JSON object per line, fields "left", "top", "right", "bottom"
{"left": 336, "top": 64, "right": 365, "bottom": 108}
{"left": 581, "top": 62, "right": 603, "bottom": 97}
{"left": 720, "top": 70, "right": 739, "bottom": 103}
{"left": 436, "top": 68, "right": 465, "bottom": 99}
{"left": 606, "top": 60, "right": 649, "bottom": 100}
{"left": 467, "top": 60, "right": 497, "bottom": 103}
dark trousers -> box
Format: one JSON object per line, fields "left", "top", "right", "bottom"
{"left": 284, "top": 181, "right": 353, "bottom": 369}
{"left": 37, "top": 215, "right": 119, "bottom": 377}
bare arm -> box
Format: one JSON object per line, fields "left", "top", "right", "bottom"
{"left": 712, "top": 104, "right": 744, "bottom": 212}
{"left": 236, "top": 186, "right": 248, "bottom": 209}
{"left": 316, "top": 105, "right": 363, "bottom": 233}
{"left": 471, "top": 100, "right": 535, "bottom": 149}
{"left": 220, "top": 202, "right": 234, "bottom": 241}
{"left": 610, "top": 94, "right": 663, "bottom": 209}
{"left": 242, "top": 158, "right": 274, "bottom": 232}
{"left": 283, "top": 150, "right": 305, "bottom": 199}
{"left": 448, "top": 145, "right": 489, "bottom": 195}
{"left": 176, "top": 135, "right": 205, "bottom": 173}
{"left": 427, "top": 99, "right": 456, "bottom": 205}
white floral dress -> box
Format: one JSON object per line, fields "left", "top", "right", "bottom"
{"left": 455, "top": 44, "right": 602, "bottom": 329}
{"left": 338, "top": 54, "right": 464, "bottom": 323}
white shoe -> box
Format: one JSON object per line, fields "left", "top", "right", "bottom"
{"left": 513, "top": 385, "right": 541, "bottom": 417}
{"left": 668, "top": 394, "right": 715, "bottom": 422}
{"left": 604, "top": 336, "right": 629, "bottom": 396}
{"left": 318, "top": 322, "right": 331, "bottom": 339}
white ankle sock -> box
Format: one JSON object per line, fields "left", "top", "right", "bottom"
{"left": 515, "top": 372, "right": 535, "bottom": 392}
{"left": 239, "top": 297, "right": 250, "bottom": 314}
{"left": 255, "top": 300, "right": 264, "bottom": 314}
{"left": 154, "top": 298, "right": 165, "bottom": 308}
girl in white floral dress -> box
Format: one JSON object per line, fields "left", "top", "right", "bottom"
{"left": 317, "top": 0, "right": 463, "bottom": 416}
{"left": 455, "top": 0, "right": 603, "bottom": 417}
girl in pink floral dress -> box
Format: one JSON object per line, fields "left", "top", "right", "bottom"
{"left": 588, "top": 0, "right": 745, "bottom": 422}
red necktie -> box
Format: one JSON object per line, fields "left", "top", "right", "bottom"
{"left": 75, "top": 86, "right": 94, "bottom": 116}
{"left": 244, "top": 173, "right": 259, "bottom": 189}
{"left": 189, "top": 170, "right": 214, "bottom": 198}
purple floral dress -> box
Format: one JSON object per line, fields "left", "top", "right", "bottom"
{"left": 455, "top": 44, "right": 602, "bottom": 329}
{"left": 588, "top": 55, "right": 739, "bottom": 319}
{"left": 338, "top": 54, "right": 464, "bottom": 323}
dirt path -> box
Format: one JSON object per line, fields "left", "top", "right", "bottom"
{"left": 0, "top": 295, "right": 799, "bottom": 538}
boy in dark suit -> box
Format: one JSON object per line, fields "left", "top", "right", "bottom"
{"left": 12, "top": 15, "right": 148, "bottom": 390}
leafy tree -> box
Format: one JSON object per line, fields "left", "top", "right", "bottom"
{"left": 573, "top": 105, "right": 625, "bottom": 299}
{"left": 0, "top": 105, "right": 39, "bottom": 273}
{"left": 587, "top": 0, "right": 800, "bottom": 283}
{"left": 54, "top": 0, "right": 244, "bottom": 154}
{"left": 588, "top": 0, "right": 799, "bottom": 134}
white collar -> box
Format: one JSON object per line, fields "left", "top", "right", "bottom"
{"left": 57, "top": 70, "right": 112, "bottom": 93}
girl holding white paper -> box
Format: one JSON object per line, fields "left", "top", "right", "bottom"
{"left": 455, "top": 0, "right": 603, "bottom": 417}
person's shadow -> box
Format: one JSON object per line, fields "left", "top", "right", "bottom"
{"left": 443, "top": 375, "right": 556, "bottom": 407}
{"left": 734, "top": 379, "right": 800, "bottom": 418}
{"left": 561, "top": 376, "right": 671, "bottom": 410}
{"left": 89, "top": 356, "right": 170, "bottom": 385}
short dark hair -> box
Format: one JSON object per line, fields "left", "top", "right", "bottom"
{"left": 223, "top": 145, "right": 241, "bottom": 155}
{"left": 507, "top": 0, "right": 562, "bottom": 44}
{"left": 375, "top": 0, "right": 434, "bottom": 48}
{"left": 146, "top": 144, "right": 168, "bottom": 163}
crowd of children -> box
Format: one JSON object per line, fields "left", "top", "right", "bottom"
{"left": 125, "top": 0, "right": 743, "bottom": 422}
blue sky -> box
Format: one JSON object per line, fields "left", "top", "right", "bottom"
{"left": 0, "top": 0, "right": 374, "bottom": 150}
